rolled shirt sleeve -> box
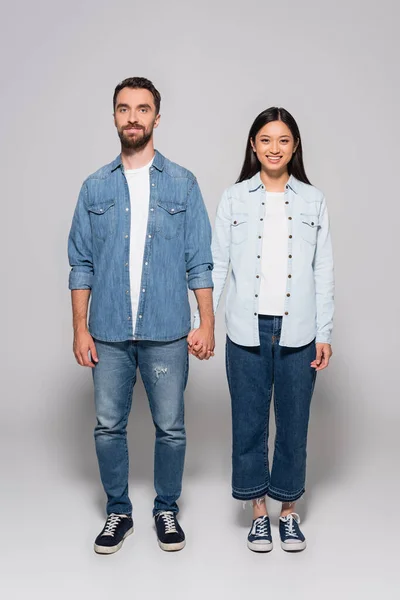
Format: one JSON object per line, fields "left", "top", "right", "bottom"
{"left": 184, "top": 178, "right": 214, "bottom": 290}
{"left": 68, "top": 182, "right": 94, "bottom": 290}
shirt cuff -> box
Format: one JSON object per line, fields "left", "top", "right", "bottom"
{"left": 187, "top": 270, "right": 213, "bottom": 290}
{"left": 315, "top": 332, "right": 332, "bottom": 345}
{"left": 193, "top": 312, "right": 200, "bottom": 329}
{"left": 69, "top": 269, "right": 93, "bottom": 290}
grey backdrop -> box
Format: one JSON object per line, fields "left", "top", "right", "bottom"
{"left": 1, "top": 0, "right": 398, "bottom": 598}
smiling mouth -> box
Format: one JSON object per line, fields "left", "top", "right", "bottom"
{"left": 267, "top": 156, "right": 282, "bottom": 162}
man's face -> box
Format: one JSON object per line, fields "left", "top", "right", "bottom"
{"left": 114, "top": 87, "right": 160, "bottom": 150}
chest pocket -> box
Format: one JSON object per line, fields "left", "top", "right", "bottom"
{"left": 300, "top": 213, "right": 319, "bottom": 245}
{"left": 88, "top": 201, "right": 115, "bottom": 241}
{"left": 156, "top": 201, "right": 186, "bottom": 239}
{"left": 231, "top": 213, "right": 248, "bottom": 245}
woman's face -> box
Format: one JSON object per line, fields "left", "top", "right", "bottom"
{"left": 251, "top": 120, "right": 298, "bottom": 175}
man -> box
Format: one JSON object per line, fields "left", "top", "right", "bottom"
{"left": 68, "top": 77, "right": 214, "bottom": 554}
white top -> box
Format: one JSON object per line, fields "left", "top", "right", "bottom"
{"left": 258, "top": 192, "right": 288, "bottom": 316}
{"left": 125, "top": 158, "right": 153, "bottom": 329}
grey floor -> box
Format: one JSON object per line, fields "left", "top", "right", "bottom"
{"left": 3, "top": 362, "right": 398, "bottom": 600}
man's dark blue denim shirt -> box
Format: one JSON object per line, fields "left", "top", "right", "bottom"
{"left": 68, "top": 150, "right": 213, "bottom": 342}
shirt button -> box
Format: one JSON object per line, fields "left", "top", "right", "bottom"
{"left": 142, "top": 288, "right": 145, "bottom": 293}
{"left": 145, "top": 262, "right": 148, "bottom": 265}
{"left": 288, "top": 216, "right": 292, "bottom": 220}
{"left": 148, "top": 234, "right": 152, "bottom": 238}
{"left": 311, "top": 221, "right": 314, "bottom": 226}
{"left": 126, "top": 207, "right": 129, "bottom": 211}
{"left": 152, "top": 183, "right": 155, "bottom": 187}
{"left": 285, "top": 201, "right": 289, "bottom": 205}
{"left": 285, "top": 311, "right": 289, "bottom": 315}
{"left": 260, "top": 218, "right": 263, "bottom": 221}
{"left": 150, "top": 208, "right": 154, "bottom": 212}
{"left": 99, "top": 208, "right": 104, "bottom": 212}
{"left": 125, "top": 234, "right": 128, "bottom": 239}
{"left": 254, "top": 312, "right": 257, "bottom": 316}
{"left": 288, "top": 275, "right": 292, "bottom": 278}
{"left": 139, "top": 315, "right": 142, "bottom": 319}
{"left": 262, "top": 202, "right": 265, "bottom": 205}
{"left": 171, "top": 208, "right": 175, "bottom": 212}
{"left": 233, "top": 220, "right": 237, "bottom": 224}
{"left": 289, "top": 254, "right": 292, "bottom": 258}
{"left": 126, "top": 290, "right": 129, "bottom": 294}
{"left": 255, "top": 294, "right": 258, "bottom": 297}
{"left": 287, "top": 293, "right": 291, "bottom": 297}
{"left": 258, "top": 236, "right": 262, "bottom": 239}
{"left": 257, "top": 255, "right": 260, "bottom": 258}
{"left": 256, "top": 275, "right": 260, "bottom": 278}
{"left": 128, "top": 316, "right": 131, "bottom": 320}
{"left": 289, "top": 235, "right": 292, "bottom": 239}
{"left": 125, "top": 262, "right": 128, "bottom": 266}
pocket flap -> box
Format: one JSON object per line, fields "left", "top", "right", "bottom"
{"left": 157, "top": 201, "right": 186, "bottom": 215}
{"left": 301, "top": 213, "right": 319, "bottom": 227}
{"left": 231, "top": 213, "right": 247, "bottom": 227}
{"left": 88, "top": 201, "right": 115, "bottom": 215}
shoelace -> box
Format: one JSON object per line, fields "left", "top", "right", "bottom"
{"left": 103, "top": 514, "right": 123, "bottom": 537}
{"left": 158, "top": 511, "right": 178, "bottom": 534}
{"left": 281, "top": 513, "right": 301, "bottom": 538}
{"left": 252, "top": 516, "right": 270, "bottom": 537}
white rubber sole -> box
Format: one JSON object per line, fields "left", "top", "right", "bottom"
{"left": 247, "top": 540, "right": 273, "bottom": 553}
{"left": 158, "top": 539, "right": 186, "bottom": 552}
{"left": 94, "top": 526, "right": 134, "bottom": 554}
{"left": 281, "top": 539, "right": 306, "bottom": 552}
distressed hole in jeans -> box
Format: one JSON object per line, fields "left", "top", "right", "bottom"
{"left": 154, "top": 366, "right": 168, "bottom": 384}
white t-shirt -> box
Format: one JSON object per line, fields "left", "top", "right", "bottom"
{"left": 258, "top": 192, "right": 288, "bottom": 316}
{"left": 125, "top": 158, "right": 153, "bottom": 329}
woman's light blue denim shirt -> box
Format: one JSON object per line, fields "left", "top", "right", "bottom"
{"left": 194, "top": 173, "right": 334, "bottom": 348}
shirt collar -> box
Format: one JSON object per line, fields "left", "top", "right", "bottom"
{"left": 248, "top": 171, "right": 298, "bottom": 194}
{"left": 110, "top": 149, "right": 165, "bottom": 173}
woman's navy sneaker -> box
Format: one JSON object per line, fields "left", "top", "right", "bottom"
{"left": 247, "top": 515, "right": 273, "bottom": 552}
{"left": 279, "top": 513, "right": 306, "bottom": 551}
{"left": 154, "top": 511, "right": 186, "bottom": 552}
{"left": 94, "top": 513, "right": 134, "bottom": 554}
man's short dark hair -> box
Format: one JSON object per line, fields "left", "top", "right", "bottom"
{"left": 113, "top": 77, "right": 161, "bottom": 114}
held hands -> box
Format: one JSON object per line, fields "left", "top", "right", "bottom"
{"left": 187, "top": 326, "right": 215, "bottom": 360}
{"left": 73, "top": 329, "right": 99, "bottom": 368}
{"left": 311, "top": 343, "right": 332, "bottom": 371}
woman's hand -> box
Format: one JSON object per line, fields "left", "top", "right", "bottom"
{"left": 187, "top": 327, "right": 215, "bottom": 360}
{"left": 311, "top": 343, "right": 332, "bottom": 371}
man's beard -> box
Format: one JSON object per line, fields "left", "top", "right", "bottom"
{"left": 118, "top": 124, "right": 154, "bottom": 151}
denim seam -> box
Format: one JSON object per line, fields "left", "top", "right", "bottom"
{"left": 232, "top": 482, "right": 270, "bottom": 500}
{"left": 266, "top": 484, "right": 305, "bottom": 502}
{"left": 121, "top": 370, "right": 135, "bottom": 513}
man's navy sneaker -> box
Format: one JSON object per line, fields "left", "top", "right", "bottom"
{"left": 154, "top": 511, "right": 185, "bottom": 552}
{"left": 94, "top": 514, "right": 133, "bottom": 554}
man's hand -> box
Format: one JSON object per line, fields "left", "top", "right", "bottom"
{"left": 310, "top": 343, "right": 332, "bottom": 371}
{"left": 187, "top": 326, "right": 215, "bottom": 360}
{"left": 73, "top": 329, "right": 99, "bottom": 368}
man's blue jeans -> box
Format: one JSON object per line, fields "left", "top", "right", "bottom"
{"left": 226, "top": 316, "right": 317, "bottom": 503}
{"left": 92, "top": 336, "right": 188, "bottom": 516}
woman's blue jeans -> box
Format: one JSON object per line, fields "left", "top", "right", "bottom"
{"left": 226, "top": 316, "right": 317, "bottom": 503}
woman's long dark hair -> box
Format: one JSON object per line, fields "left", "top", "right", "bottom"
{"left": 237, "top": 107, "right": 311, "bottom": 184}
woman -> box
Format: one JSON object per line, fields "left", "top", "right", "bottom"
{"left": 191, "top": 107, "right": 334, "bottom": 552}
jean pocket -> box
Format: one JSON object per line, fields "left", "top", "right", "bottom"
{"left": 88, "top": 201, "right": 115, "bottom": 241}
{"left": 156, "top": 201, "right": 186, "bottom": 239}
{"left": 300, "top": 213, "right": 319, "bottom": 245}
{"left": 231, "top": 213, "right": 248, "bottom": 244}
